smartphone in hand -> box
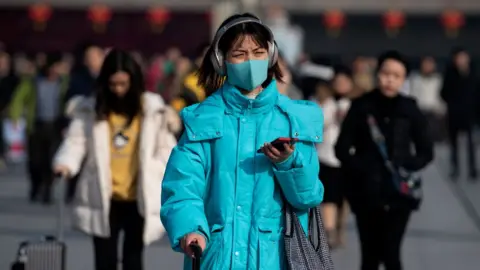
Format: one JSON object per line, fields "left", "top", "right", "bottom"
{"left": 257, "top": 137, "right": 299, "bottom": 153}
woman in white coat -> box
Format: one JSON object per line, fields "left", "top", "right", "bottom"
{"left": 53, "top": 49, "right": 177, "bottom": 270}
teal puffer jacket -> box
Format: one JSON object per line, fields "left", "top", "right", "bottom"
{"left": 161, "top": 80, "right": 324, "bottom": 270}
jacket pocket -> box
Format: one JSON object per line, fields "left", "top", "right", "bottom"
{"left": 257, "top": 224, "right": 284, "bottom": 270}
{"left": 201, "top": 224, "right": 224, "bottom": 270}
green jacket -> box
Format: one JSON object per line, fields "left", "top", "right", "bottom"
{"left": 9, "top": 75, "right": 69, "bottom": 133}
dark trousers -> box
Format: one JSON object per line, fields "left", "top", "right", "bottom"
{"left": 448, "top": 124, "right": 476, "bottom": 174}
{"left": 423, "top": 111, "right": 447, "bottom": 143}
{"left": 93, "top": 200, "right": 145, "bottom": 270}
{"left": 355, "top": 208, "right": 411, "bottom": 270}
{"left": 28, "top": 120, "right": 62, "bottom": 203}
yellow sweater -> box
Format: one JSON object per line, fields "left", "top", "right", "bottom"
{"left": 108, "top": 113, "right": 141, "bottom": 201}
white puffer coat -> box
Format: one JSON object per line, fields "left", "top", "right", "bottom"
{"left": 54, "top": 92, "right": 177, "bottom": 245}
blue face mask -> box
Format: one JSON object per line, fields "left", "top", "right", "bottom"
{"left": 226, "top": 59, "right": 269, "bottom": 91}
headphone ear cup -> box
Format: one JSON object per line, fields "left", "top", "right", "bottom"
{"left": 217, "top": 53, "right": 225, "bottom": 75}
{"left": 268, "top": 41, "right": 279, "bottom": 67}
{"left": 210, "top": 51, "right": 223, "bottom": 75}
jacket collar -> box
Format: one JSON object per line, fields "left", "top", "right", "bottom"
{"left": 221, "top": 80, "right": 279, "bottom": 116}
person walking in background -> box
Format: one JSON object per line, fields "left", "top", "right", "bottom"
{"left": 9, "top": 52, "right": 68, "bottom": 204}
{"left": 53, "top": 49, "right": 177, "bottom": 270}
{"left": 160, "top": 13, "right": 324, "bottom": 269}
{"left": 335, "top": 50, "right": 433, "bottom": 270}
{"left": 170, "top": 43, "right": 210, "bottom": 113}
{"left": 330, "top": 65, "right": 354, "bottom": 247}
{"left": 63, "top": 43, "right": 105, "bottom": 203}
{"left": 312, "top": 81, "right": 343, "bottom": 248}
{"left": 441, "top": 47, "right": 478, "bottom": 180}
{"left": 410, "top": 56, "right": 446, "bottom": 143}
{"left": 65, "top": 44, "right": 105, "bottom": 102}
{"left": 352, "top": 56, "right": 375, "bottom": 94}
{"left": 0, "top": 49, "right": 19, "bottom": 168}
{"left": 276, "top": 53, "right": 304, "bottom": 100}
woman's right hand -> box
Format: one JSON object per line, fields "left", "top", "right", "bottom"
{"left": 181, "top": 232, "right": 206, "bottom": 258}
{"left": 53, "top": 165, "right": 70, "bottom": 178}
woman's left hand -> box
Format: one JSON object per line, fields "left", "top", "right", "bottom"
{"left": 261, "top": 142, "right": 295, "bottom": 163}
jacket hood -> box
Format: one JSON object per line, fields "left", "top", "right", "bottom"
{"left": 65, "top": 91, "right": 165, "bottom": 117}
{"left": 65, "top": 92, "right": 181, "bottom": 133}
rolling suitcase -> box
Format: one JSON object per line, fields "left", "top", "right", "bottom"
{"left": 190, "top": 242, "right": 203, "bottom": 270}
{"left": 11, "top": 176, "right": 67, "bottom": 270}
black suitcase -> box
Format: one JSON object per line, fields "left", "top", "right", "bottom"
{"left": 11, "top": 177, "right": 67, "bottom": 270}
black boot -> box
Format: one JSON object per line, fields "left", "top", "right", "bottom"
{"left": 469, "top": 169, "right": 478, "bottom": 181}
{"left": 41, "top": 186, "right": 53, "bottom": 206}
{"left": 29, "top": 188, "right": 39, "bottom": 203}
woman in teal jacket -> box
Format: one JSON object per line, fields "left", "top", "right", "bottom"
{"left": 161, "top": 13, "right": 324, "bottom": 270}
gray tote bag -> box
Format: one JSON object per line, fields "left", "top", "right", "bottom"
{"left": 284, "top": 203, "right": 335, "bottom": 270}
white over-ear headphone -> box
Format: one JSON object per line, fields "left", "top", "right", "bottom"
{"left": 209, "top": 16, "right": 279, "bottom": 75}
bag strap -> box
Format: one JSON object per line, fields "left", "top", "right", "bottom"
{"left": 284, "top": 202, "right": 294, "bottom": 238}
{"left": 366, "top": 114, "right": 395, "bottom": 174}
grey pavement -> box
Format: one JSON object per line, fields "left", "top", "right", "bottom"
{"left": 1, "top": 145, "right": 480, "bottom": 270}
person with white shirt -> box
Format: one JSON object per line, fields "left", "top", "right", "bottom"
{"left": 410, "top": 56, "right": 446, "bottom": 142}
{"left": 313, "top": 66, "right": 353, "bottom": 248}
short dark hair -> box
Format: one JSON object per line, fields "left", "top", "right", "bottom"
{"left": 39, "top": 51, "right": 62, "bottom": 76}
{"left": 376, "top": 50, "right": 411, "bottom": 75}
{"left": 333, "top": 64, "right": 353, "bottom": 79}
{"left": 95, "top": 48, "right": 145, "bottom": 126}
{"left": 197, "top": 13, "right": 283, "bottom": 94}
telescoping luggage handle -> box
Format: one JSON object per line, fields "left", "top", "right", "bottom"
{"left": 54, "top": 174, "right": 67, "bottom": 242}
{"left": 189, "top": 242, "right": 203, "bottom": 270}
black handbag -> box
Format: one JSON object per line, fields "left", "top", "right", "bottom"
{"left": 283, "top": 203, "right": 335, "bottom": 270}
{"left": 366, "top": 114, "right": 423, "bottom": 204}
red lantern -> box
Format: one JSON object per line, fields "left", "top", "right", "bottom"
{"left": 28, "top": 3, "right": 52, "bottom": 31}
{"left": 441, "top": 9, "right": 465, "bottom": 38}
{"left": 382, "top": 10, "right": 405, "bottom": 37}
{"left": 87, "top": 4, "right": 112, "bottom": 33}
{"left": 205, "top": 11, "right": 212, "bottom": 25}
{"left": 323, "top": 10, "right": 346, "bottom": 37}
{"left": 146, "top": 7, "right": 170, "bottom": 33}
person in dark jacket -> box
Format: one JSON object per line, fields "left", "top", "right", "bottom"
{"left": 335, "top": 50, "right": 433, "bottom": 270}
{"left": 63, "top": 44, "right": 104, "bottom": 203}
{"left": 170, "top": 43, "right": 210, "bottom": 114}
{"left": 9, "top": 52, "right": 69, "bottom": 204}
{"left": 65, "top": 44, "right": 104, "bottom": 102}
{"left": 0, "top": 50, "right": 19, "bottom": 166}
{"left": 440, "top": 47, "right": 478, "bottom": 180}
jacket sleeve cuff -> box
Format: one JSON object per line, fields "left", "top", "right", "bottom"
{"left": 274, "top": 149, "right": 299, "bottom": 171}
{"left": 168, "top": 219, "right": 210, "bottom": 253}
{"left": 161, "top": 202, "right": 210, "bottom": 253}
{"left": 53, "top": 151, "right": 82, "bottom": 176}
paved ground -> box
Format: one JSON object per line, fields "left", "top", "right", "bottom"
{"left": 1, "top": 144, "right": 479, "bottom": 270}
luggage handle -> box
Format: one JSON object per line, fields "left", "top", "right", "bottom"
{"left": 54, "top": 174, "right": 68, "bottom": 242}
{"left": 189, "top": 242, "right": 202, "bottom": 270}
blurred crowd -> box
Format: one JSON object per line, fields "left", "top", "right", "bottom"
{"left": 1, "top": 38, "right": 479, "bottom": 198}
{"left": 1, "top": 9, "right": 480, "bottom": 270}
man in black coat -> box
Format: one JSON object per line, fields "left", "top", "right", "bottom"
{"left": 63, "top": 44, "right": 104, "bottom": 202}
{"left": 440, "top": 47, "right": 479, "bottom": 180}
